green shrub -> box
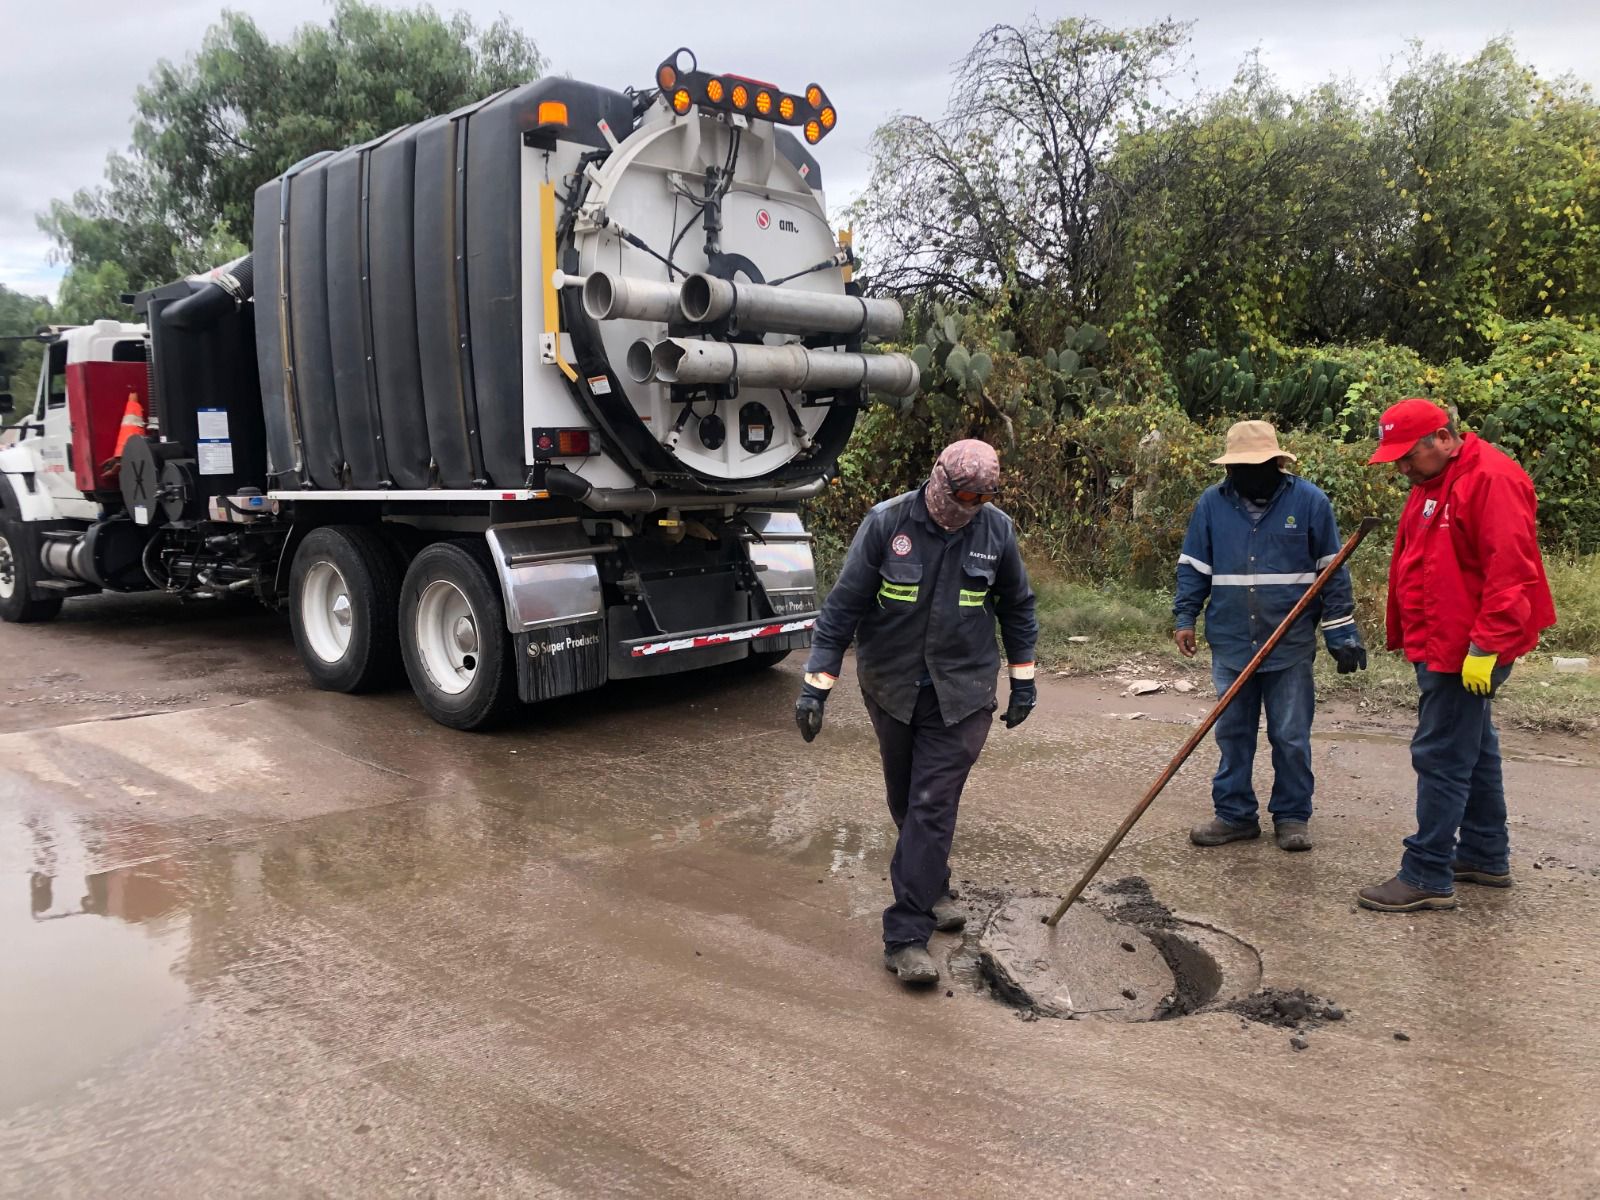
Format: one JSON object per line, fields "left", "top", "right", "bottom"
{"left": 1469, "top": 319, "right": 1600, "bottom": 550}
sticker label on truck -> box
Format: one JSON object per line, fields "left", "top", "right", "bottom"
{"left": 197, "top": 408, "right": 232, "bottom": 476}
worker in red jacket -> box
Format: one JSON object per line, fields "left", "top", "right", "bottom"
{"left": 1357, "top": 398, "right": 1556, "bottom": 912}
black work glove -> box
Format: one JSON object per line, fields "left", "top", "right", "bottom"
{"left": 1329, "top": 642, "right": 1368, "bottom": 675}
{"left": 795, "top": 681, "right": 830, "bottom": 742}
{"left": 1001, "top": 678, "right": 1037, "bottom": 729}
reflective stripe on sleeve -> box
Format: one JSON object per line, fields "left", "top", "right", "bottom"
{"left": 1316, "top": 553, "right": 1339, "bottom": 569}
{"left": 804, "top": 671, "right": 838, "bottom": 690}
{"left": 1177, "top": 554, "right": 1213, "bottom": 576}
{"left": 1320, "top": 614, "right": 1356, "bottom": 630}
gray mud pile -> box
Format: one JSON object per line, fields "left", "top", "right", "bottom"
{"left": 977, "top": 877, "right": 1266, "bottom": 1022}
{"left": 977, "top": 896, "right": 1177, "bottom": 1021}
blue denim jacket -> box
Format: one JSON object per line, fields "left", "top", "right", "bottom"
{"left": 1173, "top": 475, "right": 1358, "bottom": 672}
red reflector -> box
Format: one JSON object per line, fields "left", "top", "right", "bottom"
{"left": 557, "top": 430, "right": 591, "bottom": 456}
{"left": 535, "top": 434, "right": 555, "bottom": 452}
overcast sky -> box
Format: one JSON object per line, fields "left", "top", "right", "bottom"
{"left": 3, "top": 0, "right": 1598, "bottom": 300}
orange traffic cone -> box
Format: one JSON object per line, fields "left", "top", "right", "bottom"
{"left": 102, "top": 391, "right": 147, "bottom": 474}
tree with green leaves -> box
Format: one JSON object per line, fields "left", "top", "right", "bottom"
{"left": 847, "top": 26, "right": 1600, "bottom": 553}
{"left": 854, "top": 17, "right": 1191, "bottom": 320}
{"left": 42, "top": 1, "right": 543, "bottom": 319}
{"left": 0, "top": 284, "right": 52, "bottom": 425}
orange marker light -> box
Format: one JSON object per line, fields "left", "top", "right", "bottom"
{"left": 706, "top": 78, "right": 725, "bottom": 103}
{"left": 672, "top": 88, "right": 692, "bottom": 115}
{"left": 658, "top": 64, "right": 677, "bottom": 91}
{"left": 778, "top": 95, "right": 796, "bottom": 120}
{"left": 537, "top": 101, "right": 568, "bottom": 126}
{"left": 820, "top": 106, "right": 836, "bottom": 130}
{"left": 755, "top": 90, "right": 773, "bottom": 116}
{"left": 806, "top": 85, "right": 823, "bottom": 109}
{"left": 556, "top": 429, "right": 592, "bottom": 456}
{"left": 804, "top": 119, "right": 821, "bottom": 144}
{"left": 731, "top": 84, "right": 749, "bottom": 110}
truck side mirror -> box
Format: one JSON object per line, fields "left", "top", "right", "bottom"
{"left": 0, "top": 393, "right": 14, "bottom": 415}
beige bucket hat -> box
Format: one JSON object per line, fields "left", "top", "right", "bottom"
{"left": 1211, "top": 419, "right": 1297, "bottom": 465}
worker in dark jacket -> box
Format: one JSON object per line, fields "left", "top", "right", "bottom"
{"left": 795, "top": 439, "right": 1038, "bottom": 987}
{"left": 1173, "top": 420, "right": 1366, "bottom": 852}
{"left": 1357, "top": 399, "right": 1556, "bottom": 912}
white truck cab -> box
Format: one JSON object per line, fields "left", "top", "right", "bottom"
{"left": 1, "top": 321, "right": 149, "bottom": 524}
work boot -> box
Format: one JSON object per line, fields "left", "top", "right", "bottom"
{"left": 1356, "top": 875, "right": 1458, "bottom": 912}
{"left": 1190, "top": 817, "right": 1261, "bottom": 847}
{"left": 883, "top": 944, "right": 940, "bottom": 986}
{"left": 1453, "top": 861, "right": 1514, "bottom": 888}
{"left": 1274, "top": 820, "right": 1314, "bottom": 852}
{"left": 932, "top": 894, "right": 966, "bottom": 933}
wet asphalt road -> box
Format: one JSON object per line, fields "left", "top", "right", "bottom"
{"left": 2, "top": 592, "right": 1598, "bottom": 1197}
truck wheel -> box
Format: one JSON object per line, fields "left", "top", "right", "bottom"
{"left": 399, "top": 540, "right": 516, "bottom": 731}
{"left": 0, "top": 520, "right": 63, "bottom": 624}
{"left": 289, "top": 525, "right": 403, "bottom": 692}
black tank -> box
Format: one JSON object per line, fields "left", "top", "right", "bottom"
{"left": 251, "top": 78, "right": 634, "bottom": 490}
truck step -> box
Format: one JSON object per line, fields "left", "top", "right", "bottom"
{"left": 35, "top": 579, "right": 98, "bottom": 595}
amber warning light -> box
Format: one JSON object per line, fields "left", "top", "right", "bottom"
{"left": 531, "top": 429, "right": 595, "bottom": 457}
{"left": 653, "top": 48, "right": 837, "bottom": 142}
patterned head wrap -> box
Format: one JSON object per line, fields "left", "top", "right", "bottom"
{"left": 923, "top": 439, "right": 1000, "bottom": 531}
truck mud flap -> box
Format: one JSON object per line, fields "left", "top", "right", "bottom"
{"left": 516, "top": 618, "right": 607, "bottom": 703}
{"left": 486, "top": 521, "right": 609, "bottom": 703}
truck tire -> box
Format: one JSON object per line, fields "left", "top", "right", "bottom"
{"left": 399, "top": 540, "right": 516, "bottom": 731}
{"left": 0, "top": 520, "right": 63, "bottom": 624}
{"left": 289, "top": 525, "right": 403, "bottom": 693}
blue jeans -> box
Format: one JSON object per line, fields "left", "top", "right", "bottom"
{"left": 1399, "top": 662, "right": 1513, "bottom": 894}
{"left": 1210, "top": 658, "right": 1315, "bottom": 827}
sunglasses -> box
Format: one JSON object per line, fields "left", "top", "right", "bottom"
{"left": 949, "top": 486, "right": 997, "bottom": 505}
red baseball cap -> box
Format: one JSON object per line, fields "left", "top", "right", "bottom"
{"left": 1368, "top": 398, "right": 1450, "bottom": 464}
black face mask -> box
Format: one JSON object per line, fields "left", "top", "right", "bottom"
{"left": 1227, "top": 462, "right": 1283, "bottom": 503}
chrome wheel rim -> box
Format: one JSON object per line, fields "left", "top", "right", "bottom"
{"left": 301, "top": 560, "right": 353, "bottom": 663}
{"left": 416, "top": 579, "right": 478, "bottom": 696}
{"left": 0, "top": 534, "right": 16, "bottom": 600}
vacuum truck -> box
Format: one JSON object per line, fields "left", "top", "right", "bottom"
{"left": 0, "top": 48, "right": 919, "bottom": 729}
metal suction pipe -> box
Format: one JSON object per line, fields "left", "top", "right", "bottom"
{"left": 651, "top": 338, "right": 920, "bottom": 397}
{"left": 678, "top": 274, "right": 904, "bottom": 339}
{"left": 625, "top": 338, "right": 659, "bottom": 383}
{"left": 581, "top": 271, "right": 684, "bottom": 324}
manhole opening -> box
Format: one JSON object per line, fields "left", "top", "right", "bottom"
{"left": 961, "top": 876, "right": 1312, "bottom": 1024}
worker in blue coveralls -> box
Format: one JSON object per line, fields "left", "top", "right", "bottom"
{"left": 1173, "top": 420, "right": 1367, "bottom": 852}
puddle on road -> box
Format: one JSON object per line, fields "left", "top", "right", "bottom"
{"left": 1, "top": 820, "right": 191, "bottom": 1112}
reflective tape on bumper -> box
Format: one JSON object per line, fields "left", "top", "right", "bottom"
{"left": 629, "top": 617, "right": 817, "bottom": 658}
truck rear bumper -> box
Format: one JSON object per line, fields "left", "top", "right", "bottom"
{"left": 624, "top": 611, "right": 818, "bottom": 658}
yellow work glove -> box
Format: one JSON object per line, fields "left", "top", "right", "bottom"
{"left": 1461, "top": 651, "right": 1497, "bottom": 697}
